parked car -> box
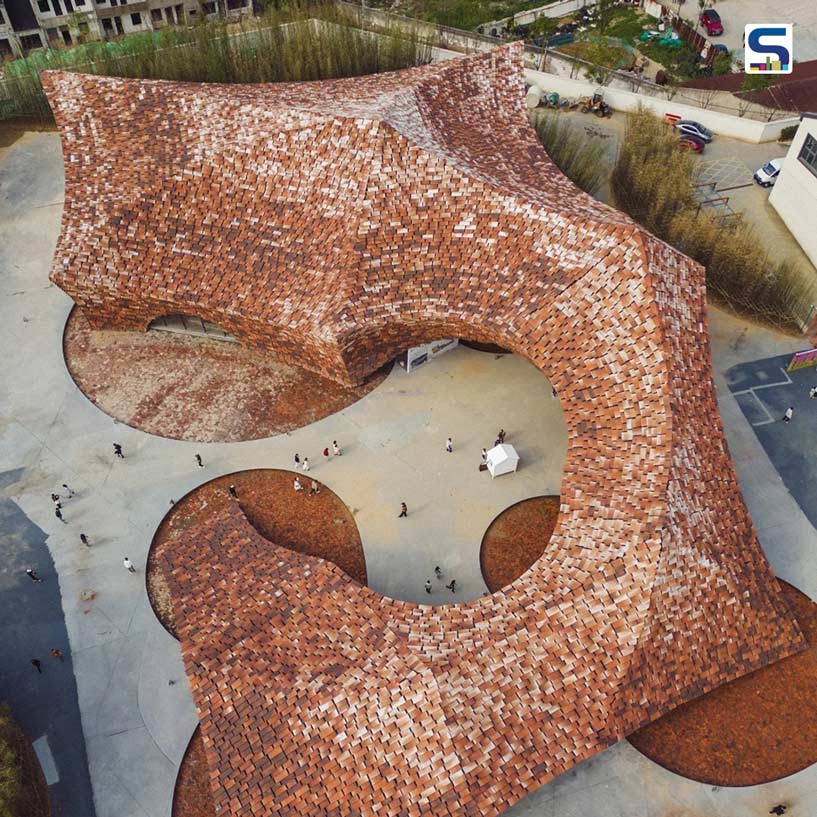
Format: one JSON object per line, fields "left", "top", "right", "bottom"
{"left": 700, "top": 9, "right": 723, "bottom": 36}
{"left": 674, "top": 120, "right": 714, "bottom": 143}
{"left": 753, "top": 158, "right": 785, "bottom": 187}
{"left": 679, "top": 135, "right": 706, "bottom": 153}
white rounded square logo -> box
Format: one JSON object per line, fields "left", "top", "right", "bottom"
{"left": 745, "top": 24, "right": 793, "bottom": 74}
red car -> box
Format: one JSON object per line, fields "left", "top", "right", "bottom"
{"left": 700, "top": 9, "right": 723, "bottom": 36}
{"left": 679, "top": 136, "right": 705, "bottom": 153}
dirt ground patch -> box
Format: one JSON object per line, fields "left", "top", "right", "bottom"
{"left": 0, "top": 704, "right": 50, "bottom": 817}
{"left": 64, "top": 308, "right": 390, "bottom": 442}
{"left": 152, "top": 469, "right": 366, "bottom": 817}
{"left": 628, "top": 580, "right": 817, "bottom": 785}
{"left": 172, "top": 728, "right": 214, "bottom": 817}
{"left": 479, "top": 495, "right": 560, "bottom": 592}
{"left": 147, "top": 468, "right": 367, "bottom": 636}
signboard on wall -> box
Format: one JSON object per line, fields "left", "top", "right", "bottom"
{"left": 787, "top": 348, "right": 817, "bottom": 371}
{"left": 406, "top": 339, "right": 459, "bottom": 373}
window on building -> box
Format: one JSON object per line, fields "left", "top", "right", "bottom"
{"left": 20, "top": 33, "right": 44, "bottom": 52}
{"left": 76, "top": 0, "right": 86, "bottom": 5}
{"left": 202, "top": 1, "right": 215, "bottom": 13}
{"left": 130, "top": 11, "right": 141, "bottom": 24}
{"left": 151, "top": 8, "right": 162, "bottom": 21}
{"left": 175, "top": 4, "right": 183, "bottom": 21}
{"left": 37, "top": 0, "right": 50, "bottom": 12}
{"left": 227, "top": 0, "right": 244, "bottom": 9}
{"left": 0, "top": 38, "right": 13, "bottom": 58}
{"left": 114, "top": 15, "right": 124, "bottom": 33}
{"left": 50, "top": 0, "right": 62, "bottom": 15}
{"left": 61, "top": 27, "right": 71, "bottom": 44}
{"left": 799, "top": 133, "right": 817, "bottom": 180}
{"left": 79, "top": 20, "right": 89, "bottom": 33}
{"left": 102, "top": 17, "right": 113, "bottom": 33}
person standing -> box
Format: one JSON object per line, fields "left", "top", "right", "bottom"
{"left": 294, "top": 477, "right": 303, "bottom": 492}
{"left": 810, "top": 386, "right": 817, "bottom": 399}
{"left": 498, "top": 429, "right": 506, "bottom": 444}
{"left": 424, "top": 580, "right": 432, "bottom": 594}
{"left": 195, "top": 454, "right": 204, "bottom": 468}
{"left": 113, "top": 443, "right": 124, "bottom": 459}
{"left": 782, "top": 407, "right": 794, "bottom": 423}
{"left": 398, "top": 502, "right": 408, "bottom": 518}
{"left": 294, "top": 453, "right": 301, "bottom": 468}
{"left": 26, "top": 568, "right": 43, "bottom": 583}
{"left": 31, "top": 659, "right": 42, "bottom": 674}
{"left": 62, "top": 483, "right": 75, "bottom": 498}
{"left": 322, "top": 447, "right": 330, "bottom": 461}
{"left": 310, "top": 479, "right": 320, "bottom": 496}
{"left": 50, "top": 648, "right": 64, "bottom": 662}
{"left": 80, "top": 533, "right": 89, "bottom": 547}
{"left": 481, "top": 448, "right": 487, "bottom": 463}
{"left": 302, "top": 457, "right": 310, "bottom": 472}
{"left": 228, "top": 484, "right": 238, "bottom": 498}
{"left": 446, "top": 580, "right": 457, "bottom": 593}
{"left": 51, "top": 493, "right": 61, "bottom": 505}
{"left": 123, "top": 557, "right": 136, "bottom": 574}
{"left": 332, "top": 441, "right": 341, "bottom": 456}
{"left": 434, "top": 566, "right": 442, "bottom": 578}
{"left": 445, "top": 437, "right": 453, "bottom": 453}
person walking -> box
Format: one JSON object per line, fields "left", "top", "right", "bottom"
{"left": 332, "top": 441, "right": 341, "bottom": 456}
{"left": 55, "top": 507, "right": 66, "bottom": 523}
{"left": 26, "top": 568, "right": 43, "bottom": 583}
{"left": 113, "top": 443, "right": 124, "bottom": 459}
{"left": 51, "top": 493, "right": 61, "bottom": 505}
{"left": 123, "top": 557, "right": 136, "bottom": 574}
{"left": 294, "top": 453, "right": 301, "bottom": 467}
{"left": 322, "top": 447, "right": 330, "bottom": 461}
{"left": 310, "top": 479, "right": 320, "bottom": 496}
{"left": 62, "top": 483, "right": 75, "bottom": 498}
{"left": 50, "top": 648, "right": 64, "bottom": 662}
{"left": 424, "top": 580, "right": 432, "bottom": 594}
{"left": 80, "top": 533, "right": 89, "bottom": 547}
{"left": 294, "top": 477, "right": 303, "bottom": 492}
{"left": 782, "top": 407, "right": 794, "bottom": 423}
{"left": 31, "top": 658, "right": 42, "bottom": 674}
{"left": 302, "top": 457, "right": 310, "bottom": 472}
{"left": 445, "top": 437, "right": 453, "bottom": 453}
{"left": 228, "top": 484, "right": 238, "bottom": 498}
{"left": 498, "top": 429, "right": 506, "bottom": 444}
{"left": 446, "top": 579, "right": 457, "bottom": 593}
{"left": 481, "top": 448, "right": 487, "bottom": 463}
{"left": 195, "top": 454, "right": 204, "bottom": 468}
{"left": 434, "top": 566, "right": 442, "bottom": 578}
{"left": 398, "top": 502, "right": 408, "bottom": 518}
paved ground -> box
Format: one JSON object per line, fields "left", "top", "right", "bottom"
{"left": 726, "top": 351, "right": 817, "bottom": 529}
{"left": 4, "top": 129, "right": 817, "bottom": 817}
{"left": 679, "top": 0, "right": 817, "bottom": 62}
{"left": 0, "top": 468, "right": 96, "bottom": 817}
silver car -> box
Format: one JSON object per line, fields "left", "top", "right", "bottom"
{"left": 674, "top": 120, "right": 714, "bottom": 143}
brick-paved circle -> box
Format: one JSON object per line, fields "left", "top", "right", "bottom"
{"left": 479, "top": 495, "right": 560, "bottom": 593}
{"left": 629, "top": 580, "right": 817, "bottom": 786}
{"left": 63, "top": 308, "right": 390, "bottom": 443}
{"left": 146, "top": 469, "right": 366, "bottom": 639}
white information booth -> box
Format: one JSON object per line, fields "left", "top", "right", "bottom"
{"left": 486, "top": 444, "right": 519, "bottom": 479}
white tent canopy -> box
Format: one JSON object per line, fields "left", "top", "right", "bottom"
{"left": 486, "top": 444, "right": 519, "bottom": 479}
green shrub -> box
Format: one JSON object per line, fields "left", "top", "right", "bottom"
{"left": 779, "top": 124, "right": 798, "bottom": 142}
{"left": 612, "top": 108, "right": 814, "bottom": 331}
{"left": 532, "top": 112, "right": 607, "bottom": 196}
{"left": 0, "top": 2, "right": 432, "bottom": 121}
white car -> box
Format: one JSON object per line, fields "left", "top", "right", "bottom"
{"left": 754, "top": 158, "right": 784, "bottom": 187}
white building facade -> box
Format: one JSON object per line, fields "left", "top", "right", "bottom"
{"left": 770, "top": 113, "right": 817, "bottom": 271}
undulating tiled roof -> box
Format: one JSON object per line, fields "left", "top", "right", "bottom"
{"left": 44, "top": 44, "right": 803, "bottom": 817}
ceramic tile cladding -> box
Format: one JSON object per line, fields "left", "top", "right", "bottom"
{"left": 46, "top": 44, "right": 803, "bottom": 817}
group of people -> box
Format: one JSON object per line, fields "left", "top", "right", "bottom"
{"left": 781, "top": 386, "right": 817, "bottom": 423}
{"left": 425, "top": 565, "right": 456, "bottom": 596}
{"left": 292, "top": 441, "right": 342, "bottom": 494}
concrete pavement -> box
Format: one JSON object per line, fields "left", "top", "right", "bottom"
{"left": 2, "top": 128, "right": 817, "bottom": 817}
